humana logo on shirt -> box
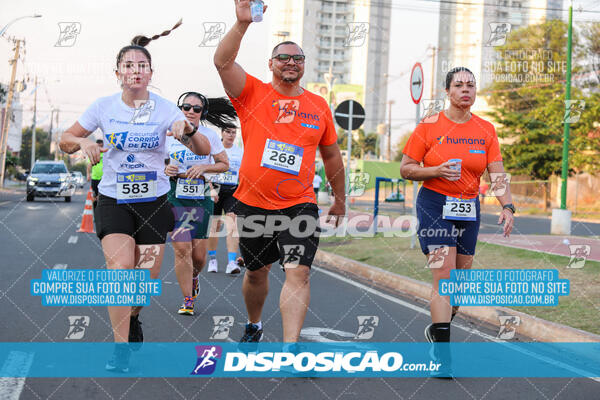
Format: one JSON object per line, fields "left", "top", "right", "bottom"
{"left": 272, "top": 99, "right": 320, "bottom": 123}
{"left": 437, "top": 135, "right": 485, "bottom": 145}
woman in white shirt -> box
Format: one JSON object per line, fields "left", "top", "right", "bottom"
{"left": 59, "top": 22, "right": 210, "bottom": 371}
{"left": 164, "top": 92, "right": 237, "bottom": 316}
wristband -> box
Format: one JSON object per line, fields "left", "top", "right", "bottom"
{"left": 184, "top": 123, "right": 197, "bottom": 137}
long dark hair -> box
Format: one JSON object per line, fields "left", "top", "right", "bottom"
{"left": 115, "top": 19, "right": 183, "bottom": 69}
{"left": 178, "top": 93, "right": 238, "bottom": 130}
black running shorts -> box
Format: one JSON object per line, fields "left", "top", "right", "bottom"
{"left": 234, "top": 201, "right": 320, "bottom": 271}
{"left": 94, "top": 194, "right": 175, "bottom": 244}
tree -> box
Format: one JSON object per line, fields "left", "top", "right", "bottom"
{"left": 337, "top": 128, "right": 377, "bottom": 158}
{"left": 485, "top": 19, "right": 600, "bottom": 180}
{"left": 393, "top": 132, "right": 412, "bottom": 162}
{"left": 20, "top": 127, "right": 52, "bottom": 169}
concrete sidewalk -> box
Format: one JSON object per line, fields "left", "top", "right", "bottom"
{"left": 479, "top": 234, "right": 600, "bottom": 262}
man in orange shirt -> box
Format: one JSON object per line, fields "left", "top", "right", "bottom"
{"left": 214, "top": 0, "right": 346, "bottom": 343}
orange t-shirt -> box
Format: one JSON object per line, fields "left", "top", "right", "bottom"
{"left": 228, "top": 73, "right": 337, "bottom": 210}
{"left": 402, "top": 112, "right": 502, "bottom": 199}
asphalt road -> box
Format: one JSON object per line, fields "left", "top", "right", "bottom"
{"left": 1, "top": 186, "right": 598, "bottom": 399}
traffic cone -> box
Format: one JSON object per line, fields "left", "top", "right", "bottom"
{"left": 77, "top": 188, "right": 95, "bottom": 233}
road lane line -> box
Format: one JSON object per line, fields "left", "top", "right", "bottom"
{"left": 67, "top": 236, "right": 78, "bottom": 244}
{"left": 313, "top": 266, "right": 600, "bottom": 382}
{"left": 52, "top": 264, "right": 68, "bottom": 270}
{"left": 0, "top": 351, "right": 35, "bottom": 400}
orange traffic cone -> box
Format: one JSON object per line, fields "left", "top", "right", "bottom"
{"left": 77, "top": 188, "right": 95, "bottom": 233}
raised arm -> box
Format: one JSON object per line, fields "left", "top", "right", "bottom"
{"left": 214, "top": 0, "right": 267, "bottom": 98}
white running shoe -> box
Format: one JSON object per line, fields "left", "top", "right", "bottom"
{"left": 207, "top": 259, "right": 218, "bottom": 273}
{"left": 225, "top": 261, "right": 241, "bottom": 275}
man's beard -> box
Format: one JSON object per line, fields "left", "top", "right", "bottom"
{"left": 281, "top": 69, "right": 301, "bottom": 83}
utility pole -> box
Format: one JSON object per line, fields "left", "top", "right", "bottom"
{"left": 430, "top": 46, "right": 437, "bottom": 98}
{"left": 30, "top": 76, "right": 38, "bottom": 171}
{"left": 387, "top": 100, "right": 395, "bottom": 161}
{"left": 0, "top": 39, "right": 22, "bottom": 187}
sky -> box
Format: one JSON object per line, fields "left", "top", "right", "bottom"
{"left": 0, "top": 0, "right": 598, "bottom": 148}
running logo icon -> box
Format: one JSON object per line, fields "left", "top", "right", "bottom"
{"left": 273, "top": 100, "right": 300, "bottom": 124}
{"left": 497, "top": 316, "right": 520, "bottom": 340}
{"left": 199, "top": 22, "right": 226, "bottom": 47}
{"left": 567, "top": 245, "right": 591, "bottom": 269}
{"left": 131, "top": 100, "right": 155, "bottom": 124}
{"left": 137, "top": 245, "right": 159, "bottom": 269}
{"left": 282, "top": 245, "right": 305, "bottom": 268}
{"left": 191, "top": 345, "right": 222, "bottom": 375}
{"left": 106, "top": 131, "right": 128, "bottom": 150}
{"left": 355, "top": 316, "right": 379, "bottom": 339}
{"left": 345, "top": 22, "right": 369, "bottom": 47}
{"left": 65, "top": 316, "right": 90, "bottom": 340}
{"left": 170, "top": 151, "right": 186, "bottom": 164}
{"left": 485, "top": 22, "right": 511, "bottom": 47}
{"left": 55, "top": 22, "right": 81, "bottom": 47}
{"left": 427, "top": 245, "right": 449, "bottom": 269}
{"left": 563, "top": 100, "right": 585, "bottom": 124}
{"left": 488, "top": 173, "right": 511, "bottom": 196}
{"left": 421, "top": 99, "right": 445, "bottom": 123}
{"left": 348, "top": 172, "right": 370, "bottom": 197}
{"left": 210, "top": 316, "right": 234, "bottom": 340}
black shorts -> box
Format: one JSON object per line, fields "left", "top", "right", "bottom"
{"left": 213, "top": 185, "right": 239, "bottom": 215}
{"left": 94, "top": 194, "right": 175, "bottom": 244}
{"left": 91, "top": 179, "right": 101, "bottom": 197}
{"left": 235, "top": 201, "right": 320, "bottom": 271}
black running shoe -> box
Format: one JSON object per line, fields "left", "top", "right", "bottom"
{"left": 105, "top": 343, "right": 131, "bottom": 373}
{"left": 129, "top": 315, "right": 143, "bottom": 351}
{"left": 240, "top": 323, "right": 263, "bottom": 342}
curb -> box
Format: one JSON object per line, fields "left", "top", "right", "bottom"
{"left": 314, "top": 249, "right": 600, "bottom": 343}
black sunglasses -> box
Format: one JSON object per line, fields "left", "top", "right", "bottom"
{"left": 272, "top": 54, "right": 306, "bottom": 64}
{"left": 180, "top": 103, "right": 203, "bottom": 113}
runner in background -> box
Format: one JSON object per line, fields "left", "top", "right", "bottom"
{"left": 59, "top": 21, "right": 211, "bottom": 372}
{"left": 312, "top": 171, "right": 322, "bottom": 199}
{"left": 86, "top": 139, "right": 104, "bottom": 208}
{"left": 165, "top": 92, "right": 237, "bottom": 315}
{"left": 207, "top": 124, "right": 244, "bottom": 274}
{"left": 401, "top": 66, "right": 515, "bottom": 377}
{"left": 214, "top": 0, "right": 346, "bottom": 343}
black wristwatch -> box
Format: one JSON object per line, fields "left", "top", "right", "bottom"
{"left": 184, "top": 123, "right": 197, "bottom": 137}
{"left": 503, "top": 203, "right": 516, "bottom": 214}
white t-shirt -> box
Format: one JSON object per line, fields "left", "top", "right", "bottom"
{"left": 313, "top": 174, "right": 323, "bottom": 189}
{"left": 224, "top": 144, "right": 243, "bottom": 175}
{"left": 78, "top": 92, "right": 185, "bottom": 199}
{"left": 165, "top": 125, "right": 224, "bottom": 174}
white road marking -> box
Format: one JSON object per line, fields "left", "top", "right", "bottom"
{"left": 0, "top": 351, "right": 35, "bottom": 400}
{"left": 67, "top": 236, "right": 78, "bottom": 244}
{"left": 313, "top": 266, "right": 600, "bottom": 382}
{"left": 52, "top": 264, "right": 68, "bottom": 270}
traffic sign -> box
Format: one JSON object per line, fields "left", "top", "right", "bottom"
{"left": 334, "top": 100, "right": 365, "bottom": 131}
{"left": 410, "top": 62, "right": 424, "bottom": 104}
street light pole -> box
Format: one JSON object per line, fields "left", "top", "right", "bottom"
{"left": 551, "top": 0, "right": 573, "bottom": 235}
{"left": 0, "top": 14, "right": 42, "bottom": 37}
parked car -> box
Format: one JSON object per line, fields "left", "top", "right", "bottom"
{"left": 71, "top": 171, "right": 85, "bottom": 188}
{"left": 26, "top": 160, "right": 76, "bottom": 202}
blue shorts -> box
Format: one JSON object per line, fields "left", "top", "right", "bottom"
{"left": 416, "top": 186, "right": 480, "bottom": 256}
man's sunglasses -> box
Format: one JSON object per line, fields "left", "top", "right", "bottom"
{"left": 179, "top": 103, "right": 203, "bottom": 113}
{"left": 272, "top": 54, "right": 306, "bottom": 64}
